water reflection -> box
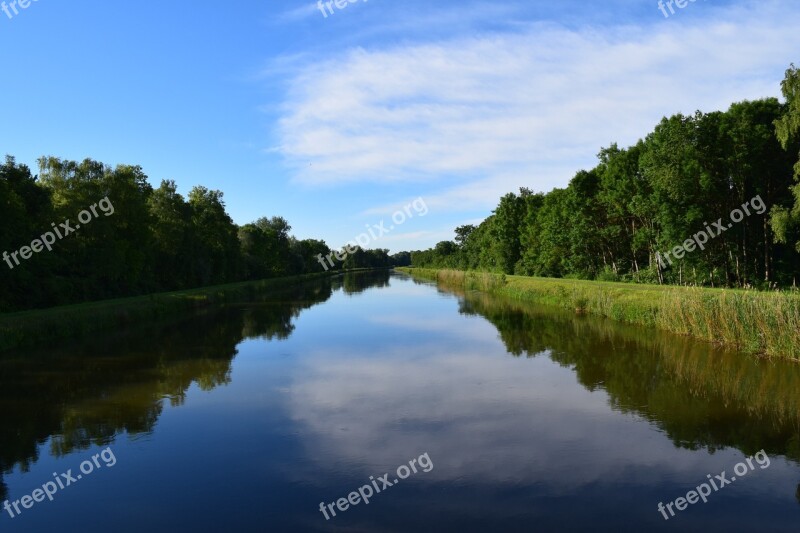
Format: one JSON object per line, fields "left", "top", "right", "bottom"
{"left": 0, "top": 271, "right": 390, "bottom": 504}
{"left": 455, "top": 288, "right": 800, "bottom": 463}
{"left": 335, "top": 269, "right": 392, "bottom": 295}
{"left": 285, "top": 275, "right": 800, "bottom": 530}
{"left": 2, "top": 270, "right": 798, "bottom": 531}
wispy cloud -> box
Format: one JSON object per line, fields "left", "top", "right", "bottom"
{"left": 273, "top": 0, "right": 800, "bottom": 212}
{"left": 274, "top": 2, "right": 321, "bottom": 23}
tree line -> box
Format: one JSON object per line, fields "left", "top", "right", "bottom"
{"left": 410, "top": 64, "right": 800, "bottom": 288}
{"left": 0, "top": 157, "right": 397, "bottom": 312}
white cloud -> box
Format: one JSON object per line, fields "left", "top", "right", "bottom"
{"left": 274, "top": 1, "right": 800, "bottom": 211}
{"left": 284, "top": 344, "right": 787, "bottom": 493}
{"left": 273, "top": 2, "right": 321, "bottom": 23}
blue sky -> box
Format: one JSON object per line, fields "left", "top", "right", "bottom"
{"left": 1, "top": 0, "right": 799, "bottom": 252}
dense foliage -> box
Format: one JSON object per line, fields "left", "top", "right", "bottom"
{"left": 0, "top": 158, "right": 393, "bottom": 312}
{"left": 411, "top": 65, "right": 800, "bottom": 288}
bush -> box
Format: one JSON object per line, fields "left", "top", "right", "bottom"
{"left": 596, "top": 266, "right": 620, "bottom": 282}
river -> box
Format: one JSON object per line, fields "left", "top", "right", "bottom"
{"left": 1, "top": 271, "right": 798, "bottom": 532}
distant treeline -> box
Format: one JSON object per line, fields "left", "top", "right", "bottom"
{"left": 0, "top": 157, "right": 399, "bottom": 312}
{"left": 410, "top": 64, "right": 800, "bottom": 288}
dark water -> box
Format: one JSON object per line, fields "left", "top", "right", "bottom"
{"left": 1, "top": 271, "right": 799, "bottom": 532}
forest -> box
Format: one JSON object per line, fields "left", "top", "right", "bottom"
{"left": 0, "top": 157, "right": 396, "bottom": 313}
{"left": 411, "top": 65, "right": 800, "bottom": 289}
{"left": 4, "top": 65, "right": 800, "bottom": 315}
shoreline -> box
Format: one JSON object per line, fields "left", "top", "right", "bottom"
{"left": 396, "top": 267, "right": 800, "bottom": 361}
{"left": 0, "top": 269, "right": 379, "bottom": 353}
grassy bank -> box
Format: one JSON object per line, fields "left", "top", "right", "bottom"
{"left": 458, "top": 287, "right": 800, "bottom": 455}
{"left": 0, "top": 269, "right": 370, "bottom": 353}
{"left": 396, "top": 267, "right": 800, "bottom": 360}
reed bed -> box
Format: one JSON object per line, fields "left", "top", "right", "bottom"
{"left": 397, "top": 267, "right": 800, "bottom": 360}
{"left": 656, "top": 288, "right": 800, "bottom": 357}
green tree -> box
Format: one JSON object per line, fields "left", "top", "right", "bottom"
{"left": 188, "top": 187, "right": 241, "bottom": 285}
{"left": 771, "top": 64, "right": 800, "bottom": 258}
{"left": 0, "top": 157, "right": 53, "bottom": 309}
{"left": 721, "top": 99, "right": 796, "bottom": 283}
{"left": 490, "top": 192, "right": 526, "bottom": 274}
{"left": 289, "top": 238, "right": 331, "bottom": 274}
{"left": 148, "top": 180, "right": 194, "bottom": 289}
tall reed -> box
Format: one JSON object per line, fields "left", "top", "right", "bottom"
{"left": 397, "top": 267, "right": 800, "bottom": 360}
{"left": 656, "top": 288, "right": 800, "bottom": 356}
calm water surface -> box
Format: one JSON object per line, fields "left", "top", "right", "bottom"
{"left": 1, "top": 271, "right": 799, "bottom": 532}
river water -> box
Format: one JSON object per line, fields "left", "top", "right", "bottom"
{"left": 1, "top": 271, "right": 798, "bottom": 532}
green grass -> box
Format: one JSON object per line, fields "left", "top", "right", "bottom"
{"left": 0, "top": 269, "right": 372, "bottom": 353}
{"left": 397, "top": 267, "right": 800, "bottom": 361}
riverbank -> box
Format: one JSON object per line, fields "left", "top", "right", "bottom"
{"left": 0, "top": 269, "right": 374, "bottom": 353}
{"left": 396, "top": 267, "right": 800, "bottom": 361}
